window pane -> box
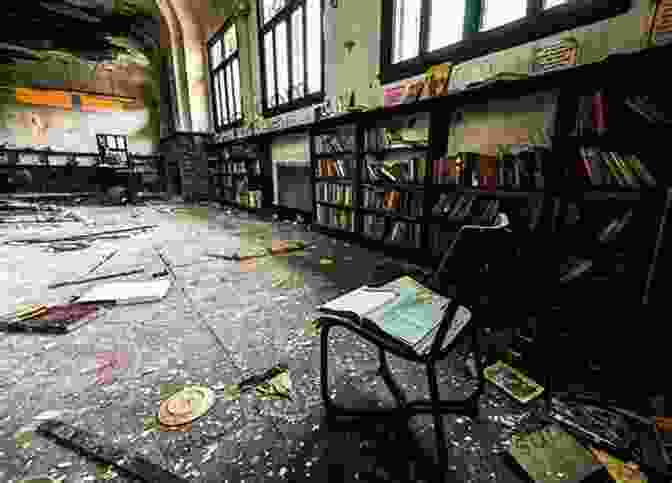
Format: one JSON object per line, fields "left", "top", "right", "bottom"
{"left": 226, "top": 64, "right": 235, "bottom": 120}
{"left": 218, "top": 71, "right": 229, "bottom": 124}
{"left": 306, "top": 0, "right": 321, "bottom": 94}
{"left": 213, "top": 72, "right": 222, "bottom": 127}
{"left": 210, "top": 40, "right": 222, "bottom": 67}
{"left": 480, "top": 0, "right": 527, "bottom": 32}
{"left": 223, "top": 24, "right": 237, "bottom": 58}
{"left": 264, "top": 31, "right": 276, "bottom": 108}
{"left": 232, "top": 57, "right": 241, "bottom": 120}
{"left": 428, "top": 0, "right": 465, "bottom": 52}
{"left": 263, "top": 0, "right": 285, "bottom": 24}
{"left": 544, "top": 0, "right": 567, "bottom": 8}
{"left": 275, "top": 21, "right": 289, "bottom": 105}
{"left": 393, "top": 0, "right": 421, "bottom": 63}
{"left": 291, "top": 7, "right": 305, "bottom": 100}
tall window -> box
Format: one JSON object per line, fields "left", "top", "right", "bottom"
{"left": 209, "top": 23, "right": 242, "bottom": 131}
{"left": 382, "top": 0, "right": 630, "bottom": 83}
{"left": 258, "top": 0, "right": 323, "bottom": 115}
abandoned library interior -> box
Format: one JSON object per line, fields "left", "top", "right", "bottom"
{"left": 2, "top": 1, "right": 672, "bottom": 482}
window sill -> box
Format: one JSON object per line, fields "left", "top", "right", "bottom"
{"left": 262, "top": 93, "right": 325, "bottom": 118}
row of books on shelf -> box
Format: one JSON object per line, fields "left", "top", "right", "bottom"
{"left": 431, "top": 193, "right": 501, "bottom": 225}
{"left": 433, "top": 151, "right": 546, "bottom": 189}
{"left": 314, "top": 131, "right": 355, "bottom": 154}
{"left": 237, "top": 190, "right": 263, "bottom": 209}
{"left": 363, "top": 127, "right": 429, "bottom": 152}
{"left": 316, "top": 158, "right": 351, "bottom": 178}
{"left": 362, "top": 188, "right": 423, "bottom": 217}
{"left": 315, "top": 183, "right": 353, "bottom": 206}
{"left": 316, "top": 205, "right": 354, "bottom": 231}
{"left": 577, "top": 147, "right": 656, "bottom": 188}
{"left": 365, "top": 158, "right": 426, "bottom": 184}
{"left": 220, "top": 176, "right": 250, "bottom": 190}
{"left": 213, "top": 159, "right": 262, "bottom": 175}
{"left": 362, "top": 215, "right": 422, "bottom": 248}
{"left": 431, "top": 193, "right": 544, "bottom": 231}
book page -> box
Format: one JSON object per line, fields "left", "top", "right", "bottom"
{"left": 366, "top": 277, "right": 449, "bottom": 345}
{"left": 319, "top": 287, "right": 398, "bottom": 318}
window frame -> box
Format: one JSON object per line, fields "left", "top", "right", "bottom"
{"left": 257, "top": 0, "right": 325, "bottom": 117}
{"left": 208, "top": 19, "right": 243, "bottom": 132}
{"left": 379, "top": 0, "right": 631, "bottom": 84}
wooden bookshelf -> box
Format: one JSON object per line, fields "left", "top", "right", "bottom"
{"left": 206, "top": 140, "right": 269, "bottom": 211}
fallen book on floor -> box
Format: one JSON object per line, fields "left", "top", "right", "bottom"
{"left": 590, "top": 446, "right": 649, "bottom": 483}
{"left": 36, "top": 419, "right": 187, "bottom": 483}
{"left": 509, "top": 424, "right": 604, "bottom": 483}
{"left": 484, "top": 361, "right": 545, "bottom": 403}
{"left": 0, "top": 304, "right": 100, "bottom": 334}
{"left": 75, "top": 278, "right": 171, "bottom": 305}
{"left": 317, "top": 275, "right": 472, "bottom": 354}
{"left": 208, "top": 240, "right": 313, "bottom": 261}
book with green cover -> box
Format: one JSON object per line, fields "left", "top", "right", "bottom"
{"left": 318, "top": 276, "right": 472, "bottom": 354}
{"left": 509, "top": 424, "right": 603, "bottom": 483}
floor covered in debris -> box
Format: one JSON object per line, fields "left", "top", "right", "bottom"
{"left": 0, "top": 201, "right": 575, "bottom": 483}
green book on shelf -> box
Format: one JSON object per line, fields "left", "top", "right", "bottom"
{"left": 416, "top": 158, "right": 427, "bottom": 181}
{"left": 626, "top": 153, "right": 657, "bottom": 187}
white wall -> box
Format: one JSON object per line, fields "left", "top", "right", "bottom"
{"left": 0, "top": 104, "right": 155, "bottom": 154}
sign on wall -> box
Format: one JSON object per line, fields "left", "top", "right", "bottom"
{"left": 15, "top": 88, "right": 72, "bottom": 110}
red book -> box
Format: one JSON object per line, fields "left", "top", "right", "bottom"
{"left": 592, "top": 91, "right": 607, "bottom": 134}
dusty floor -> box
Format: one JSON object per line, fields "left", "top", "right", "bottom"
{"left": 0, "top": 202, "right": 543, "bottom": 483}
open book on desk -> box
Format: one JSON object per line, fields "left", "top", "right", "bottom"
{"left": 318, "top": 276, "right": 472, "bottom": 354}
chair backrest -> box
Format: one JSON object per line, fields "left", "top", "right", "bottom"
{"left": 428, "top": 213, "right": 512, "bottom": 293}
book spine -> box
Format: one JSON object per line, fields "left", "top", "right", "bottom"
{"left": 598, "top": 149, "right": 624, "bottom": 186}
{"left": 609, "top": 152, "right": 639, "bottom": 188}
{"left": 593, "top": 91, "right": 607, "bottom": 134}
{"left": 627, "top": 153, "right": 657, "bottom": 187}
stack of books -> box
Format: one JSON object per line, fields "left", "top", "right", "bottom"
{"left": 317, "top": 158, "right": 350, "bottom": 178}
{"left": 315, "top": 182, "right": 353, "bottom": 206}
{"left": 365, "top": 158, "right": 426, "bottom": 184}
{"left": 530, "top": 37, "right": 579, "bottom": 74}
{"left": 433, "top": 151, "right": 545, "bottom": 189}
{"left": 316, "top": 205, "right": 354, "bottom": 231}
{"left": 577, "top": 147, "right": 656, "bottom": 188}
{"left": 431, "top": 193, "right": 500, "bottom": 224}
{"left": 362, "top": 189, "right": 423, "bottom": 217}
{"left": 652, "top": 0, "right": 672, "bottom": 46}
{"left": 315, "top": 131, "right": 355, "bottom": 153}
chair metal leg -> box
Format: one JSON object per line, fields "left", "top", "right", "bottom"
{"left": 378, "top": 348, "right": 407, "bottom": 407}
{"left": 427, "top": 362, "right": 448, "bottom": 481}
{"left": 320, "top": 323, "right": 336, "bottom": 417}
